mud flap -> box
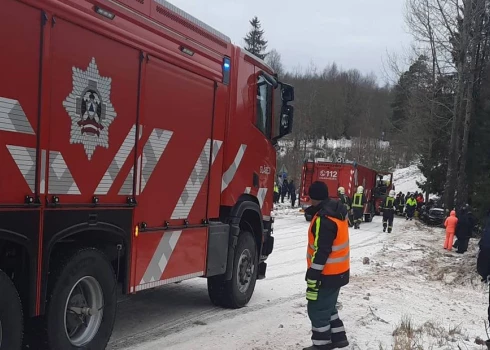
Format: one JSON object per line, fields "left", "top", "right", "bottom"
{"left": 257, "top": 262, "right": 267, "bottom": 280}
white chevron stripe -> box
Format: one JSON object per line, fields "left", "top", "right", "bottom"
{"left": 171, "top": 139, "right": 223, "bottom": 219}
{"left": 95, "top": 125, "right": 137, "bottom": 195}
{"left": 0, "top": 97, "right": 35, "bottom": 135}
{"left": 221, "top": 144, "right": 247, "bottom": 192}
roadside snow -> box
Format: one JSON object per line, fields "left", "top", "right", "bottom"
{"left": 120, "top": 203, "right": 488, "bottom": 350}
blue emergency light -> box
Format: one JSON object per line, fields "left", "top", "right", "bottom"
{"left": 223, "top": 57, "right": 231, "bottom": 85}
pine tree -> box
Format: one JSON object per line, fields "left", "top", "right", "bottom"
{"left": 244, "top": 16, "right": 268, "bottom": 60}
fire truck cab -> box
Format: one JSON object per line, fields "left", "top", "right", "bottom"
{"left": 0, "top": 0, "right": 294, "bottom": 349}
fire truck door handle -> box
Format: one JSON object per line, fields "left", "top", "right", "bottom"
{"left": 253, "top": 173, "right": 259, "bottom": 188}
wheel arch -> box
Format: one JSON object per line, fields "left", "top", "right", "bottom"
{"left": 41, "top": 221, "right": 131, "bottom": 314}
{"left": 224, "top": 196, "right": 264, "bottom": 280}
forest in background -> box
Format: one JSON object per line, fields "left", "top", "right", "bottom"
{"left": 244, "top": 0, "right": 490, "bottom": 218}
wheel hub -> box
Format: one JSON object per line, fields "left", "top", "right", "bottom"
{"left": 237, "top": 249, "right": 254, "bottom": 293}
{"left": 64, "top": 276, "right": 104, "bottom": 347}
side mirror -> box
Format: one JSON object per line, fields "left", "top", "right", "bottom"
{"left": 279, "top": 105, "right": 294, "bottom": 137}
{"left": 281, "top": 84, "right": 294, "bottom": 103}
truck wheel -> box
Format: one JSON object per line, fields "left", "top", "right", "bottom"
{"left": 46, "top": 248, "right": 116, "bottom": 350}
{"left": 207, "top": 231, "right": 258, "bottom": 309}
{"left": 0, "top": 269, "right": 23, "bottom": 350}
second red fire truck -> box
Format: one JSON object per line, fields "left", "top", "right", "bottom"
{"left": 300, "top": 159, "right": 394, "bottom": 221}
{"left": 0, "top": 0, "right": 294, "bottom": 348}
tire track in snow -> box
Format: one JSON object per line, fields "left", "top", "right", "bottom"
{"left": 109, "top": 292, "right": 305, "bottom": 350}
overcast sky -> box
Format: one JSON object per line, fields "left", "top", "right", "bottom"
{"left": 169, "top": 0, "right": 412, "bottom": 83}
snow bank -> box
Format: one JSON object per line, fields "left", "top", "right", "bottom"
{"left": 393, "top": 164, "right": 426, "bottom": 194}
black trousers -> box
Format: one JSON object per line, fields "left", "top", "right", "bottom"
{"left": 307, "top": 287, "right": 348, "bottom": 347}
{"left": 383, "top": 211, "right": 394, "bottom": 231}
{"left": 273, "top": 192, "right": 279, "bottom": 203}
{"left": 406, "top": 207, "right": 415, "bottom": 218}
{"left": 353, "top": 208, "right": 363, "bottom": 225}
{"left": 457, "top": 238, "right": 469, "bottom": 253}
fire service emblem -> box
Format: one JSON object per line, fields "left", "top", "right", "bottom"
{"left": 63, "top": 58, "right": 117, "bottom": 160}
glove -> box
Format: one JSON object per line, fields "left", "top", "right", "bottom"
{"left": 306, "top": 279, "right": 319, "bottom": 301}
{"left": 305, "top": 268, "right": 321, "bottom": 301}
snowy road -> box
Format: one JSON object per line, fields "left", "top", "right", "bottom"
{"left": 107, "top": 210, "right": 401, "bottom": 350}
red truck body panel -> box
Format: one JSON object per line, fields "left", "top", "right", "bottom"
{"left": 1, "top": 0, "right": 284, "bottom": 316}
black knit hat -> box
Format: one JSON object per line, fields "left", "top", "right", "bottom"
{"left": 309, "top": 181, "right": 329, "bottom": 200}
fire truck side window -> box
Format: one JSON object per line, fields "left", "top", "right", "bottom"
{"left": 256, "top": 75, "right": 272, "bottom": 138}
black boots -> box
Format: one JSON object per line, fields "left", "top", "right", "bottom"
{"left": 332, "top": 340, "right": 349, "bottom": 348}
{"left": 302, "top": 340, "right": 349, "bottom": 350}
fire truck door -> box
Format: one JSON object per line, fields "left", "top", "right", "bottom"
{"left": 0, "top": 1, "right": 42, "bottom": 205}
{"left": 132, "top": 56, "right": 216, "bottom": 290}
{"left": 47, "top": 18, "right": 140, "bottom": 204}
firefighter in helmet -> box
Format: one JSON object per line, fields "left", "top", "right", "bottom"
{"left": 352, "top": 186, "right": 366, "bottom": 229}
{"left": 338, "top": 186, "right": 353, "bottom": 227}
{"left": 381, "top": 190, "right": 396, "bottom": 233}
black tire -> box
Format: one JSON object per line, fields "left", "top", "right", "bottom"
{"left": 46, "top": 248, "right": 117, "bottom": 350}
{"left": 0, "top": 269, "right": 23, "bottom": 350}
{"left": 207, "top": 231, "right": 258, "bottom": 308}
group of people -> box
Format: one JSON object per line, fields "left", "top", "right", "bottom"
{"left": 443, "top": 204, "right": 475, "bottom": 254}
{"left": 274, "top": 177, "right": 297, "bottom": 207}
{"left": 337, "top": 185, "right": 366, "bottom": 230}
{"left": 393, "top": 191, "right": 424, "bottom": 220}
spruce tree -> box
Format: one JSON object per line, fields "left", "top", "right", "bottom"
{"left": 244, "top": 16, "right": 268, "bottom": 60}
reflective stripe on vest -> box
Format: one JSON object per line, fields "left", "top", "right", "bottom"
{"left": 385, "top": 197, "right": 394, "bottom": 207}
{"left": 352, "top": 193, "right": 363, "bottom": 208}
{"left": 306, "top": 214, "right": 350, "bottom": 276}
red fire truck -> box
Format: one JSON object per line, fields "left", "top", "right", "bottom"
{"left": 0, "top": 0, "right": 294, "bottom": 348}
{"left": 300, "top": 160, "right": 393, "bottom": 221}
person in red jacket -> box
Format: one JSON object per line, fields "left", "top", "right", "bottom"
{"left": 444, "top": 210, "right": 458, "bottom": 251}
{"left": 416, "top": 193, "right": 424, "bottom": 211}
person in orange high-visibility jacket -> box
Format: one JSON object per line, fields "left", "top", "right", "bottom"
{"left": 303, "top": 181, "right": 350, "bottom": 350}
{"left": 444, "top": 210, "right": 458, "bottom": 251}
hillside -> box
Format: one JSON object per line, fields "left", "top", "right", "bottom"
{"left": 393, "top": 164, "right": 426, "bottom": 194}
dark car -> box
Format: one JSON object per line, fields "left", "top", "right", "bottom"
{"left": 420, "top": 207, "right": 445, "bottom": 227}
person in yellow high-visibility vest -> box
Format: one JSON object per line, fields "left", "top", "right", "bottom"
{"left": 273, "top": 182, "right": 280, "bottom": 203}
{"left": 405, "top": 195, "right": 417, "bottom": 221}
{"left": 381, "top": 190, "right": 396, "bottom": 233}
{"left": 351, "top": 186, "right": 366, "bottom": 229}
